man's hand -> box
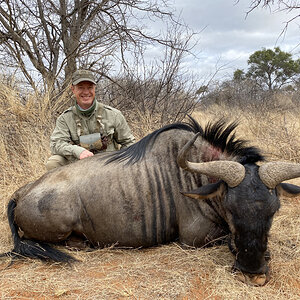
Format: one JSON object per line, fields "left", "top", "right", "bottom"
{"left": 79, "top": 149, "right": 94, "bottom": 159}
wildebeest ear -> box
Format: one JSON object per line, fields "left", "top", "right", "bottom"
{"left": 181, "top": 181, "right": 225, "bottom": 200}
{"left": 276, "top": 183, "right": 300, "bottom": 198}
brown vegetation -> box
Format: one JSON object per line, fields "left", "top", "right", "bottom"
{"left": 0, "top": 82, "right": 299, "bottom": 299}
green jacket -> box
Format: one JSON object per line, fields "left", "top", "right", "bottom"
{"left": 50, "top": 101, "right": 135, "bottom": 160}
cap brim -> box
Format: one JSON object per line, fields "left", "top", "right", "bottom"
{"left": 72, "top": 78, "right": 96, "bottom": 85}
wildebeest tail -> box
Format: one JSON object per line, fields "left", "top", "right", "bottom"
{"left": 0, "top": 198, "right": 75, "bottom": 263}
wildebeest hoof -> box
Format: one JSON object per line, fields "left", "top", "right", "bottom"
{"left": 65, "top": 239, "right": 90, "bottom": 250}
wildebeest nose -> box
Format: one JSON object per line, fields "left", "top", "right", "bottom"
{"left": 234, "top": 260, "right": 268, "bottom": 275}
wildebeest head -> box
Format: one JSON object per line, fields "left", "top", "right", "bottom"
{"left": 177, "top": 133, "right": 300, "bottom": 286}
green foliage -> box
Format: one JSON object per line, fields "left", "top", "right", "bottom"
{"left": 233, "top": 69, "right": 246, "bottom": 81}
{"left": 246, "top": 47, "right": 300, "bottom": 90}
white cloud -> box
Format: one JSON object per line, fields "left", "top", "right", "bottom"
{"left": 170, "top": 0, "right": 300, "bottom": 80}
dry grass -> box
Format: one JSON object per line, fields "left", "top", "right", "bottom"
{"left": 0, "top": 84, "right": 299, "bottom": 299}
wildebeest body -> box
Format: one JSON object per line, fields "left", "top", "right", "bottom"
{"left": 14, "top": 129, "right": 216, "bottom": 248}
{"left": 5, "top": 117, "right": 300, "bottom": 285}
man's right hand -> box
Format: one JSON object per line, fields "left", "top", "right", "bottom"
{"left": 79, "top": 149, "right": 94, "bottom": 159}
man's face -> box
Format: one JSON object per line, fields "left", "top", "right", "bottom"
{"left": 71, "top": 81, "right": 96, "bottom": 109}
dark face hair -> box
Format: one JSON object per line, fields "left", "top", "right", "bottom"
{"left": 224, "top": 164, "right": 280, "bottom": 274}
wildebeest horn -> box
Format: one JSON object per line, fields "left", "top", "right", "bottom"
{"left": 177, "top": 133, "right": 245, "bottom": 187}
{"left": 259, "top": 161, "right": 300, "bottom": 188}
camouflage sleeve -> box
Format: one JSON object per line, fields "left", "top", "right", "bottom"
{"left": 50, "top": 114, "right": 86, "bottom": 159}
{"left": 113, "top": 112, "right": 135, "bottom": 148}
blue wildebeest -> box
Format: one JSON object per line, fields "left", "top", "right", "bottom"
{"left": 3, "top": 117, "right": 300, "bottom": 285}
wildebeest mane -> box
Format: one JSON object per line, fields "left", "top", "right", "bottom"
{"left": 104, "top": 117, "right": 201, "bottom": 165}
{"left": 104, "top": 116, "right": 264, "bottom": 165}
{"left": 202, "top": 119, "right": 264, "bottom": 164}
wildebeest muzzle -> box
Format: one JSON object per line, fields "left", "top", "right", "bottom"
{"left": 228, "top": 236, "right": 270, "bottom": 285}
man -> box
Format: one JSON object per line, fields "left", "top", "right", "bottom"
{"left": 45, "top": 69, "right": 135, "bottom": 171}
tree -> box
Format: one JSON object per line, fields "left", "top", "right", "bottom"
{"left": 0, "top": 0, "right": 194, "bottom": 94}
{"left": 233, "top": 69, "right": 246, "bottom": 81}
{"left": 245, "top": 47, "right": 300, "bottom": 90}
{"left": 97, "top": 39, "right": 201, "bottom": 126}
{"left": 239, "top": 1, "right": 300, "bottom": 32}
{"left": 245, "top": 0, "right": 300, "bottom": 14}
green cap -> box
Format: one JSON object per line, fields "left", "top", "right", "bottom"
{"left": 72, "top": 69, "right": 96, "bottom": 85}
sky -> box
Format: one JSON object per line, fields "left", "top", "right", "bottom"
{"left": 163, "top": 0, "right": 300, "bottom": 81}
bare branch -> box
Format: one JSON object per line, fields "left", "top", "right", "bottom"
{"left": 0, "top": 0, "right": 197, "bottom": 97}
